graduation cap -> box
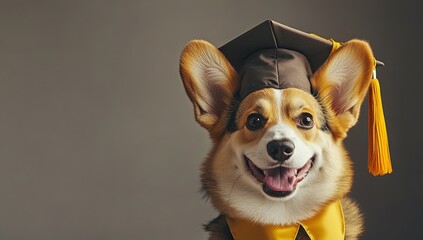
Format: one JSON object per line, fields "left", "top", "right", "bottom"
{"left": 219, "top": 20, "right": 391, "bottom": 176}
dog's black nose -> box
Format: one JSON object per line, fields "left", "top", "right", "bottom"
{"left": 267, "top": 139, "right": 295, "bottom": 162}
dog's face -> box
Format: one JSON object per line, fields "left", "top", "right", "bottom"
{"left": 180, "top": 40, "right": 374, "bottom": 225}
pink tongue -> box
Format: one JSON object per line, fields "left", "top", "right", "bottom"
{"left": 264, "top": 167, "right": 296, "bottom": 192}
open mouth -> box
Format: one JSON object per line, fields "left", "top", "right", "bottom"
{"left": 245, "top": 155, "right": 315, "bottom": 198}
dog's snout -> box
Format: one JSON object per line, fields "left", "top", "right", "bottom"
{"left": 267, "top": 139, "right": 295, "bottom": 162}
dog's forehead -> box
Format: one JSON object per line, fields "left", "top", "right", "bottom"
{"left": 280, "top": 89, "right": 321, "bottom": 111}
{"left": 238, "top": 88, "right": 318, "bottom": 114}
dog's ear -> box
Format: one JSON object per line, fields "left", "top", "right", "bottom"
{"left": 180, "top": 40, "right": 239, "bottom": 131}
{"left": 311, "top": 40, "right": 374, "bottom": 138}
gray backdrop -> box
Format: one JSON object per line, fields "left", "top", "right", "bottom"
{"left": 0, "top": 1, "right": 421, "bottom": 239}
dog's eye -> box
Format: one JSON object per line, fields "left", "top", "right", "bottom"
{"left": 297, "top": 113, "right": 314, "bottom": 129}
{"left": 246, "top": 113, "right": 266, "bottom": 131}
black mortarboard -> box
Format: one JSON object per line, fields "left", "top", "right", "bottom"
{"left": 219, "top": 20, "right": 383, "bottom": 99}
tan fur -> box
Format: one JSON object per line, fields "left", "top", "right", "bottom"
{"left": 180, "top": 40, "right": 239, "bottom": 140}
{"left": 311, "top": 40, "right": 374, "bottom": 139}
{"left": 180, "top": 39, "right": 374, "bottom": 239}
{"left": 342, "top": 198, "right": 364, "bottom": 240}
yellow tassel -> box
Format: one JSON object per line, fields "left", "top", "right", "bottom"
{"left": 368, "top": 71, "right": 392, "bottom": 176}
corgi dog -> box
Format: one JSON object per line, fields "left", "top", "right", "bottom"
{"left": 179, "top": 38, "right": 375, "bottom": 240}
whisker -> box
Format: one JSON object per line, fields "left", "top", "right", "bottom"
{"left": 246, "top": 152, "right": 257, "bottom": 157}
{"left": 228, "top": 172, "right": 244, "bottom": 203}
